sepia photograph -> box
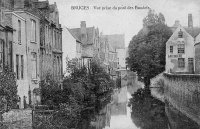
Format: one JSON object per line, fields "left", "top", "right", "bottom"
{"left": 0, "top": 0, "right": 200, "bottom": 129}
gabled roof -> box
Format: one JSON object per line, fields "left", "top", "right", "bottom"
{"left": 69, "top": 27, "right": 95, "bottom": 45}
{"left": 67, "top": 28, "right": 82, "bottom": 43}
{"left": 184, "top": 27, "right": 200, "bottom": 38}
{"left": 170, "top": 26, "right": 200, "bottom": 38}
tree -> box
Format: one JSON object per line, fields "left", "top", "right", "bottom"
{"left": 40, "top": 59, "right": 114, "bottom": 129}
{"left": 127, "top": 10, "right": 172, "bottom": 90}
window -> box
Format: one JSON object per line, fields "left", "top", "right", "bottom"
{"left": 45, "top": 25, "right": 48, "bottom": 43}
{"left": 31, "top": 53, "right": 37, "bottom": 79}
{"left": 178, "top": 29, "right": 183, "bottom": 38}
{"left": 0, "top": 40, "right": 4, "bottom": 72}
{"left": 188, "top": 58, "right": 193, "bottom": 63}
{"left": 16, "top": 55, "right": 19, "bottom": 79}
{"left": 31, "top": 19, "right": 36, "bottom": 42}
{"left": 178, "top": 44, "right": 185, "bottom": 53}
{"left": 170, "top": 46, "right": 173, "bottom": 53}
{"left": 21, "top": 55, "right": 24, "bottom": 79}
{"left": 178, "top": 58, "right": 185, "bottom": 68}
{"left": 18, "top": 20, "right": 21, "bottom": 43}
{"left": 8, "top": 41, "right": 12, "bottom": 69}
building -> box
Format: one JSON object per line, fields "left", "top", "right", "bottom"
{"left": 166, "top": 14, "right": 200, "bottom": 74}
{"left": 0, "top": 0, "right": 63, "bottom": 107}
{"left": 102, "top": 34, "right": 125, "bottom": 79}
{"left": 32, "top": 1, "right": 63, "bottom": 83}
{"left": 14, "top": 10, "right": 41, "bottom": 105}
{"left": 62, "top": 26, "right": 82, "bottom": 75}
{"left": 4, "top": 11, "right": 28, "bottom": 108}
{"left": 69, "top": 21, "right": 100, "bottom": 68}
{"left": 195, "top": 33, "right": 200, "bottom": 73}
{"left": 99, "top": 34, "right": 109, "bottom": 72}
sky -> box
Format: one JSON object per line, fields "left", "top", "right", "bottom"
{"left": 47, "top": 0, "right": 200, "bottom": 47}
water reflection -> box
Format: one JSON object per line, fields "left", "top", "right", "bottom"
{"left": 93, "top": 85, "right": 199, "bottom": 129}
{"left": 103, "top": 86, "right": 140, "bottom": 129}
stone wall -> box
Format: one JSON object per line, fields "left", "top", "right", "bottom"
{"left": 163, "top": 73, "right": 200, "bottom": 125}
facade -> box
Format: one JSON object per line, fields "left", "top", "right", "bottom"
{"left": 99, "top": 35, "right": 109, "bottom": 72}
{"left": 0, "top": 16, "right": 13, "bottom": 73}
{"left": 0, "top": 0, "right": 63, "bottom": 107}
{"left": 5, "top": 11, "right": 28, "bottom": 108}
{"left": 14, "top": 10, "right": 41, "bottom": 105}
{"left": 69, "top": 21, "right": 100, "bottom": 68}
{"left": 62, "top": 26, "right": 82, "bottom": 75}
{"left": 33, "top": 1, "right": 63, "bottom": 82}
{"left": 195, "top": 34, "right": 200, "bottom": 73}
{"left": 116, "top": 49, "right": 126, "bottom": 69}
{"left": 102, "top": 34, "right": 125, "bottom": 79}
{"left": 166, "top": 14, "right": 200, "bottom": 74}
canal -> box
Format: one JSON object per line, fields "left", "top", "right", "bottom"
{"left": 92, "top": 84, "right": 200, "bottom": 129}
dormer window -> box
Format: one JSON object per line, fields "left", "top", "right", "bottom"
{"left": 178, "top": 29, "right": 183, "bottom": 38}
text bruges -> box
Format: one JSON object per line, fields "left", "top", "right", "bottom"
{"left": 71, "top": 6, "right": 89, "bottom": 10}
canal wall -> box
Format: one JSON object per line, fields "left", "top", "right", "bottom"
{"left": 163, "top": 73, "right": 200, "bottom": 125}
{"left": 165, "top": 100, "right": 200, "bottom": 129}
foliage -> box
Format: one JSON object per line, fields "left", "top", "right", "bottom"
{"left": 40, "top": 59, "right": 114, "bottom": 129}
{"left": 40, "top": 73, "right": 61, "bottom": 107}
{"left": 154, "top": 77, "right": 165, "bottom": 95}
{"left": 127, "top": 9, "right": 172, "bottom": 89}
{"left": 128, "top": 88, "right": 168, "bottom": 129}
{"left": 0, "top": 67, "right": 18, "bottom": 112}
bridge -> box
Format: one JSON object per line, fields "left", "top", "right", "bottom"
{"left": 163, "top": 73, "right": 200, "bottom": 126}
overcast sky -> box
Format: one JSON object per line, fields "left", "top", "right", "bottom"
{"left": 47, "top": 0, "right": 200, "bottom": 47}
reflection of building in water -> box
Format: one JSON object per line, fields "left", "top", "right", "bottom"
{"left": 117, "top": 87, "right": 127, "bottom": 103}
{"left": 111, "top": 102, "right": 127, "bottom": 116}
{"left": 91, "top": 104, "right": 111, "bottom": 129}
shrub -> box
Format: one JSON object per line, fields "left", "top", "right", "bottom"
{"left": 0, "top": 67, "right": 18, "bottom": 112}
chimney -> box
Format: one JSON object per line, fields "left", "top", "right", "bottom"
{"left": 188, "top": 14, "right": 193, "bottom": 28}
{"left": 80, "top": 21, "right": 87, "bottom": 43}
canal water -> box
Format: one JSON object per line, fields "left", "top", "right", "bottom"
{"left": 92, "top": 84, "right": 200, "bottom": 129}
{"left": 104, "top": 86, "right": 139, "bottom": 129}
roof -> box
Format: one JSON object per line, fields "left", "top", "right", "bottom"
{"left": 67, "top": 28, "right": 82, "bottom": 43}
{"left": 102, "top": 34, "right": 125, "bottom": 49}
{"left": 184, "top": 27, "right": 200, "bottom": 38}
{"left": 170, "top": 26, "right": 200, "bottom": 38}
{"left": 69, "top": 27, "right": 95, "bottom": 45}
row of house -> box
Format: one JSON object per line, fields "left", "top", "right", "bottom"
{"left": 62, "top": 21, "right": 126, "bottom": 80}
{"left": 0, "top": 0, "right": 62, "bottom": 108}
{"left": 166, "top": 13, "right": 200, "bottom": 74}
